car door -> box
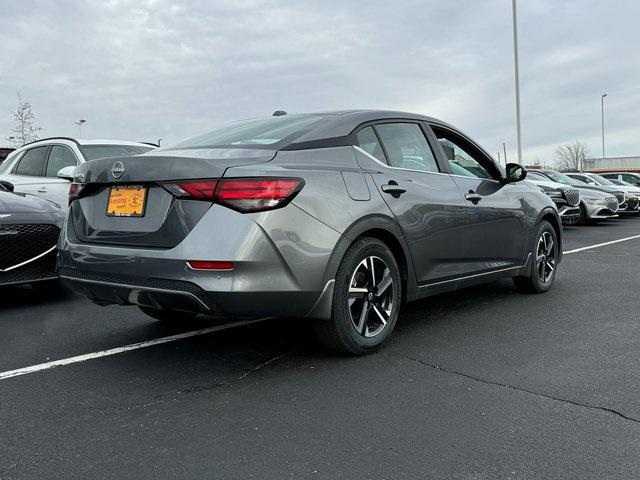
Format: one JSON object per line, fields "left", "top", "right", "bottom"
{"left": 428, "top": 124, "right": 528, "bottom": 274}
{"left": 353, "top": 122, "right": 470, "bottom": 286}
{"left": 3, "top": 146, "right": 51, "bottom": 198}
{"left": 41, "top": 145, "right": 79, "bottom": 207}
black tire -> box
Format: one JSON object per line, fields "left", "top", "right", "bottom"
{"left": 513, "top": 220, "right": 558, "bottom": 293}
{"left": 138, "top": 306, "right": 198, "bottom": 322}
{"left": 579, "top": 203, "right": 588, "bottom": 225}
{"left": 314, "top": 237, "right": 402, "bottom": 355}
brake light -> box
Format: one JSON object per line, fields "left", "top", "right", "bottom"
{"left": 68, "top": 182, "right": 86, "bottom": 206}
{"left": 161, "top": 178, "right": 304, "bottom": 212}
{"left": 162, "top": 180, "right": 218, "bottom": 200}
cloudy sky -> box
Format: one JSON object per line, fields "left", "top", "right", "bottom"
{"left": 1, "top": 0, "right": 639, "bottom": 164}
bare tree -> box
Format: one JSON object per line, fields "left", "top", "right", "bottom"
{"left": 7, "top": 94, "right": 41, "bottom": 147}
{"left": 554, "top": 141, "right": 590, "bottom": 172}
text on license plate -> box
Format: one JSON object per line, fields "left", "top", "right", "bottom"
{"left": 106, "top": 185, "right": 147, "bottom": 217}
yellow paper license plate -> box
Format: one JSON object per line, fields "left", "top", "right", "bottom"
{"left": 106, "top": 185, "right": 147, "bottom": 217}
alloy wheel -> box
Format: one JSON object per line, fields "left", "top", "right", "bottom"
{"left": 347, "top": 256, "right": 394, "bottom": 338}
{"left": 536, "top": 231, "right": 556, "bottom": 284}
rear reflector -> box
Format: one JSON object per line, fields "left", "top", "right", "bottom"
{"left": 187, "top": 260, "right": 234, "bottom": 271}
{"left": 161, "top": 177, "right": 304, "bottom": 212}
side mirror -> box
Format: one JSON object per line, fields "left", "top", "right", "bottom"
{"left": 0, "top": 180, "right": 14, "bottom": 192}
{"left": 505, "top": 163, "right": 527, "bottom": 183}
{"left": 57, "top": 165, "right": 77, "bottom": 181}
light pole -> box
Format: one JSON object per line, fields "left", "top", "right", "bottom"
{"left": 512, "top": 0, "right": 523, "bottom": 164}
{"left": 75, "top": 119, "right": 86, "bottom": 138}
{"left": 601, "top": 93, "right": 607, "bottom": 159}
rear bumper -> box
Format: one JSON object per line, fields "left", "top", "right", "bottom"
{"left": 57, "top": 203, "right": 341, "bottom": 319}
{"left": 59, "top": 267, "right": 326, "bottom": 319}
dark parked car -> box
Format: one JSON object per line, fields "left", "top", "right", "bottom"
{"left": 0, "top": 180, "right": 64, "bottom": 287}
{"left": 523, "top": 172, "right": 581, "bottom": 224}
{"left": 59, "top": 110, "right": 562, "bottom": 354}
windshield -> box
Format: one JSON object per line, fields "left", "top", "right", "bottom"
{"left": 169, "top": 114, "right": 328, "bottom": 149}
{"left": 587, "top": 173, "right": 616, "bottom": 186}
{"left": 544, "top": 170, "right": 582, "bottom": 186}
{"left": 80, "top": 145, "right": 153, "bottom": 161}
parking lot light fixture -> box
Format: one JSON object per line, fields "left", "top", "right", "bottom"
{"left": 512, "top": 0, "right": 523, "bottom": 164}
{"left": 601, "top": 93, "right": 608, "bottom": 159}
{"left": 75, "top": 119, "right": 86, "bottom": 138}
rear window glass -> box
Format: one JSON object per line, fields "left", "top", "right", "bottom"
{"left": 15, "top": 146, "right": 48, "bottom": 176}
{"left": 80, "top": 145, "right": 153, "bottom": 161}
{"left": 170, "top": 115, "right": 327, "bottom": 149}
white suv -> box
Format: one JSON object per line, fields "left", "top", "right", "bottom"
{"left": 0, "top": 138, "right": 155, "bottom": 208}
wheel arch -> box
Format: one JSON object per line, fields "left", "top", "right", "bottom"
{"left": 307, "top": 214, "right": 416, "bottom": 320}
{"left": 536, "top": 207, "right": 563, "bottom": 263}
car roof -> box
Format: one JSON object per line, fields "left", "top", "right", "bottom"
{"left": 290, "top": 109, "right": 453, "bottom": 141}
{"left": 15, "top": 137, "right": 155, "bottom": 150}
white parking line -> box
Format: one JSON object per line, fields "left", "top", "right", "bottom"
{"left": 564, "top": 234, "right": 640, "bottom": 254}
{"left": 0, "top": 317, "right": 271, "bottom": 381}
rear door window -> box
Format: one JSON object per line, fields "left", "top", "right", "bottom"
{"left": 46, "top": 146, "right": 78, "bottom": 177}
{"left": 373, "top": 123, "right": 440, "bottom": 173}
{"left": 355, "top": 127, "right": 386, "bottom": 163}
{"left": 14, "top": 146, "right": 48, "bottom": 176}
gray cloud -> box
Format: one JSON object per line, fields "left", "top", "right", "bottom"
{"left": 1, "top": 0, "right": 638, "bottom": 163}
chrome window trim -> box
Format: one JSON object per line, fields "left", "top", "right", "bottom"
{"left": 354, "top": 146, "right": 503, "bottom": 184}
{"left": 353, "top": 146, "right": 449, "bottom": 176}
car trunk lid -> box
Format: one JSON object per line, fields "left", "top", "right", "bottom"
{"left": 70, "top": 148, "right": 276, "bottom": 248}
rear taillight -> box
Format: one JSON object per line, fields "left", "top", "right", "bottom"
{"left": 162, "top": 180, "right": 218, "bottom": 200}
{"left": 68, "top": 182, "right": 86, "bottom": 206}
{"left": 161, "top": 178, "right": 304, "bottom": 212}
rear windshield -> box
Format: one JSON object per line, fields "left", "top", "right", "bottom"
{"left": 169, "top": 114, "right": 327, "bottom": 149}
{"left": 80, "top": 145, "right": 153, "bottom": 161}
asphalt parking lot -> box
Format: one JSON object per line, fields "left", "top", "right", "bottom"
{"left": 2, "top": 218, "right": 640, "bottom": 479}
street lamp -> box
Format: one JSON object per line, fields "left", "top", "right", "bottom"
{"left": 512, "top": 0, "right": 523, "bottom": 164}
{"left": 601, "top": 93, "right": 607, "bottom": 159}
{"left": 75, "top": 119, "right": 86, "bottom": 138}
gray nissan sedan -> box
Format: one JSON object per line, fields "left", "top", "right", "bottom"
{"left": 58, "top": 110, "right": 562, "bottom": 354}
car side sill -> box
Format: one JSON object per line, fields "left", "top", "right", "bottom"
{"left": 418, "top": 253, "right": 532, "bottom": 290}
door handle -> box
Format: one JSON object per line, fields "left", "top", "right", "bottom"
{"left": 381, "top": 183, "right": 407, "bottom": 196}
{"left": 465, "top": 191, "right": 482, "bottom": 204}
{"left": 37, "top": 187, "right": 48, "bottom": 193}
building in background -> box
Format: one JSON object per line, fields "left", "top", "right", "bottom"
{"left": 584, "top": 156, "right": 640, "bottom": 172}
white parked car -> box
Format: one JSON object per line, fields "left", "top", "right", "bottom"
{"left": 0, "top": 138, "right": 155, "bottom": 208}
